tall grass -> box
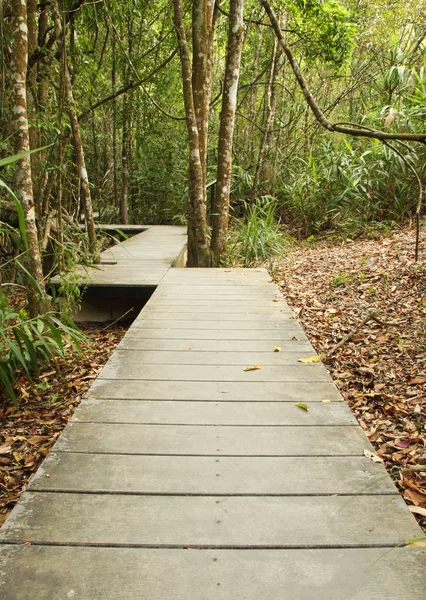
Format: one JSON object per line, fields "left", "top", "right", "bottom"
{"left": 231, "top": 196, "right": 290, "bottom": 266}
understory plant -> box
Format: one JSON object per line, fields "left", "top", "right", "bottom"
{"left": 230, "top": 196, "right": 290, "bottom": 266}
{"left": 277, "top": 137, "right": 422, "bottom": 237}
{"left": 0, "top": 157, "right": 88, "bottom": 402}
{"left": 0, "top": 279, "right": 87, "bottom": 403}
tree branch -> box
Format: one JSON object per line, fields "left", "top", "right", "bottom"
{"left": 77, "top": 48, "right": 178, "bottom": 122}
{"left": 28, "top": 0, "right": 88, "bottom": 68}
{"left": 260, "top": 0, "right": 426, "bottom": 144}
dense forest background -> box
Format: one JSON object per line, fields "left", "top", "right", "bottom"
{"left": 1, "top": 0, "right": 425, "bottom": 284}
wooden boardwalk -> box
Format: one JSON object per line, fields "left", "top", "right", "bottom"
{"left": 1, "top": 267, "right": 425, "bottom": 598}
{"left": 52, "top": 225, "right": 187, "bottom": 288}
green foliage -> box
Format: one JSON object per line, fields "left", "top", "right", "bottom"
{"left": 0, "top": 286, "right": 87, "bottom": 404}
{"left": 231, "top": 196, "right": 291, "bottom": 266}
{"left": 287, "top": 0, "right": 356, "bottom": 66}
{"left": 277, "top": 137, "right": 421, "bottom": 237}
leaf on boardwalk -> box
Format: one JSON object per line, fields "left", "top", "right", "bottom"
{"left": 243, "top": 364, "right": 262, "bottom": 371}
{"left": 364, "top": 449, "right": 383, "bottom": 463}
{"left": 298, "top": 355, "right": 322, "bottom": 363}
{"left": 322, "top": 399, "right": 332, "bottom": 403}
{"left": 296, "top": 403, "right": 309, "bottom": 411}
{"left": 273, "top": 346, "right": 282, "bottom": 352}
{"left": 408, "top": 539, "right": 426, "bottom": 548}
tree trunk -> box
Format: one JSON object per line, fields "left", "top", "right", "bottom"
{"left": 211, "top": 0, "right": 245, "bottom": 266}
{"left": 10, "top": 0, "right": 50, "bottom": 316}
{"left": 53, "top": 0, "right": 98, "bottom": 262}
{"left": 173, "top": 0, "right": 210, "bottom": 267}
{"left": 112, "top": 35, "right": 118, "bottom": 208}
{"left": 250, "top": 30, "right": 283, "bottom": 199}
{"left": 192, "top": 0, "right": 216, "bottom": 189}
{"left": 34, "top": 6, "right": 49, "bottom": 214}
{"left": 121, "top": 94, "right": 130, "bottom": 224}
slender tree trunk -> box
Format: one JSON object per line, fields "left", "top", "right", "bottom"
{"left": 53, "top": 0, "right": 98, "bottom": 261}
{"left": 111, "top": 35, "right": 118, "bottom": 207}
{"left": 0, "top": 0, "right": 7, "bottom": 160}
{"left": 211, "top": 0, "right": 245, "bottom": 266}
{"left": 247, "top": 45, "right": 260, "bottom": 162}
{"left": 173, "top": 0, "right": 210, "bottom": 267}
{"left": 27, "top": 0, "right": 39, "bottom": 206}
{"left": 250, "top": 30, "right": 283, "bottom": 199}
{"left": 121, "top": 94, "right": 130, "bottom": 224}
{"left": 33, "top": 1, "right": 50, "bottom": 206}
{"left": 10, "top": 0, "right": 50, "bottom": 316}
{"left": 192, "top": 0, "right": 216, "bottom": 189}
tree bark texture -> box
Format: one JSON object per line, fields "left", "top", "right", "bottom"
{"left": 173, "top": 0, "right": 210, "bottom": 267}
{"left": 192, "top": 0, "right": 216, "bottom": 189}
{"left": 251, "top": 29, "right": 283, "bottom": 199}
{"left": 211, "top": 0, "right": 245, "bottom": 265}
{"left": 121, "top": 94, "right": 131, "bottom": 224}
{"left": 53, "top": 0, "right": 98, "bottom": 262}
{"left": 10, "top": 0, "right": 50, "bottom": 316}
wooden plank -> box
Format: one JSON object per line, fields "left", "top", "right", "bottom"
{"left": 1, "top": 546, "right": 424, "bottom": 600}
{"left": 87, "top": 379, "right": 342, "bottom": 401}
{"left": 98, "top": 363, "right": 330, "bottom": 382}
{"left": 72, "top": 399, "right": 354, "bottom": 425}
{"left": 53, "top": 423, "right": 368, "bottom": 455}
{"left": 124, "top": 329, "right": 306, "bottom": 340}
{"left": 117, "top": 338, "right": 313, "bottom": 352}
{"left": 140, "top": 307, "right": 293, "bottom": 316}
{"left": 29, "top": 453, "right": 396, "bottom": 495}
{"left": 130, "top": 319, "right": 298, "bottom": 329}
{"left": 0, "top": 493, "right": 420, "bottom": 547}
{"left": 108, "top": 350, "right": 325, "bottom": 366}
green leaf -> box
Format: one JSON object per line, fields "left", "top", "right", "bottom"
{"left": 0, "top": 364, "right": 17, "bottom": 404}
{"left": 0, "top": 145, "right": 52, "bottom": 168}
{"left": 0, "top": 180, "right": 28, "bottom": 249}
{"left": 44, "top": 319, "right": 64, "bottom": 356}
{"left": 19, "top": 329, "right": 39, "bottom": 375}
{"left": 296, "top": 403, "right": 309, "bottom": 412}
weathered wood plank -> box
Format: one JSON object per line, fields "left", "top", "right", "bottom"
{"left": 130, "top": 319, "right": 299, "bottom": 329}
{"left": 124, "top": 328, "right": 307, "bottom": 340}
{"left": 87, "top": 379, "right": 342, "bottom": 401}
{"left": 117, "top": 338, "right": 313, "bottom": 352}
{"left": 1, "top": 546, "right": 424, "bottom": 600}
{"left": 53, "top": 423, "right": 368, "bottom": 455}
{"left": 72, "top": 399, "right": 353, "bottom": 424}
{"left": 98, "top": 363, "right": 330, "bottom": 382}
{"left": 109, "top": 350, "right": 317, "bottom": 366}
{"left": 140, "top": 308, "right": 293, "bottom": 316}
{"left": 0, "top": 493, "right": 419, "bottom": 547}
{"left": 29, "top": 453, "right": 396, "bottom": 495}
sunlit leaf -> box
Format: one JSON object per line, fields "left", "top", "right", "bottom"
{"left": 298, "top": 354, "right": 322, "bottom": 363}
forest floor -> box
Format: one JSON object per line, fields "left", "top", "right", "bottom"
{"left": 271, "top": 223, "right": 426, "bottom": 533}
{"left": 0, "top": 322, "right": 126, "bottom": 527}
{"left": 1, "top": 223, "right": 425, "bottom": 534}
